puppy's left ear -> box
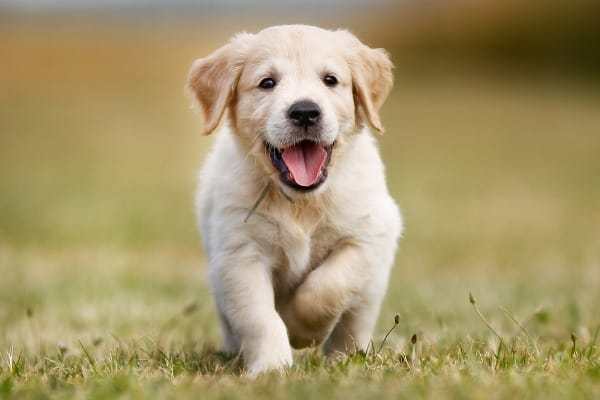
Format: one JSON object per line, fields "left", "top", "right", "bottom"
{"left": 342, "top": 32, "right": 394, "bottom": 133}
{"left": 186, "top": 33, "right": 252, "bottom": 135}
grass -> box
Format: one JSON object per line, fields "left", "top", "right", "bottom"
{"left": 1, "top": 15, "right": 600, "bottom": 399}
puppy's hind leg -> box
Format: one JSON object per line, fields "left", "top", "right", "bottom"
{"left": 322, "top": 262, "right": 393, "bottom": 357}
{"left": 322, "top": 295, "right": 383, "bottom": 357}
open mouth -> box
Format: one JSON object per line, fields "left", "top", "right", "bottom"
{"left": 266, "top": 140, "right": 334, "bottom": 191}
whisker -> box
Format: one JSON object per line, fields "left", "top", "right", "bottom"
{"left": 238, "top": 116, "right": 268, "bottom": 120}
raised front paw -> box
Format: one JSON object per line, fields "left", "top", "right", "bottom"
{"left": 279, "top": 297, "right": 335, "bottom": 349}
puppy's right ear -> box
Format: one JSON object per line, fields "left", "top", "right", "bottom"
{"left": 186, "top": 33, "right": 252, "bottom": 135}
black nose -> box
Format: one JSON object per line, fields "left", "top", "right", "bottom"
{"left": 288, "top": 101, "right": 321, "bottom": 128}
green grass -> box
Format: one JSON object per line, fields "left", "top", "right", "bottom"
{"left": 1, "top": 17, "right": 599, "bottom": 399}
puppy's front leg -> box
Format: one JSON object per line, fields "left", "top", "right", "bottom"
{"left": 213, "top": 248, "right": 292, "bottom": 376}
{"left": 281, "top": 242, "right": 371, "bottom": 348}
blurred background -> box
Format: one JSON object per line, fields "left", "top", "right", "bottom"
{"left": 1, "top": 0, "right": 599, "bottom": 352}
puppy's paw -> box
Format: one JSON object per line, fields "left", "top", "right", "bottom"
{"left": 245, "top": 345, "right": 292, "bottom": 377}
{"left": 243, "top": 317, "right": 293, "bottom": 377}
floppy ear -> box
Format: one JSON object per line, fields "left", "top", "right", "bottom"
{"left": 343, "top": 33, "right": 394, "bottom": 132}
{"left": 186, "top": 33, "right": 252, "bottom": 135}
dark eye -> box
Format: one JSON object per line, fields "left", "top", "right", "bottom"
{"left": 259, "top": 78, "right": 276, "bottom": 89}
{"left": 323, "top": 75, "right": 338, "bottom": 87}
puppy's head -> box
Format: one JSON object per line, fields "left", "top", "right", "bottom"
{"left": 187, "top": 25, "right": 393, "bottom": 194}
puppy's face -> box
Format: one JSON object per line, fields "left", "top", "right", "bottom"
{"left": 187, "top": 25, "right": 393, "bottom": 195}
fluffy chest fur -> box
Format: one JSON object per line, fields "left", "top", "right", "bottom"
{"left": 265, "top": 204, "right": 343, "bottom": 302}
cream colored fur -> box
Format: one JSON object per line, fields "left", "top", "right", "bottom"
{"left": 187, "top": 25, "right": 402, "bottom": 376}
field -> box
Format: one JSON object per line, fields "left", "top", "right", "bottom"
{"left": 1, "top": 15, "right": 600, "bottom": 399}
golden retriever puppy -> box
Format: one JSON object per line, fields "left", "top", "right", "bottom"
{"left": 187, "top": 25, "right": 402, "bottom": 376}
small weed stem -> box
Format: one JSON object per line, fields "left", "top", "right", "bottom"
{"left": 501, "top": 306, "right": 539, "bottom": 355}
{"left": 377, "top": 314, "right": 400, "bottom": 354}
{"left": 469, "top": 293, "right": 506, "bottom": 351}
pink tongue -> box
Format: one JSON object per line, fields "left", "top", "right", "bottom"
{"left": 281, "top": 142, "right": 327, "bottom": 187}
